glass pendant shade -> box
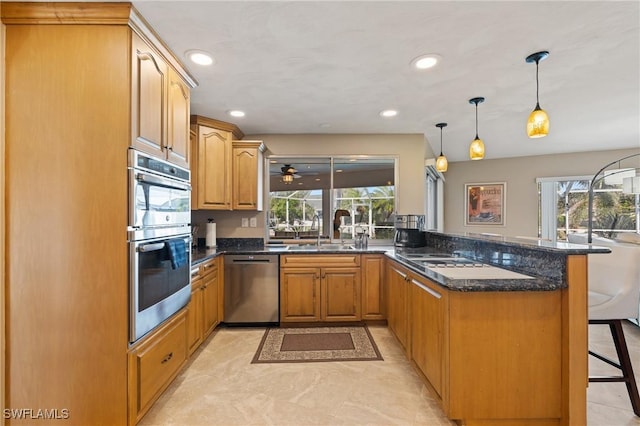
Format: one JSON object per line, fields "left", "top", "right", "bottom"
{"left": 469, "top": 137, "right": 485, "bottom": 160}
{"left": 527, "top": 105, "right": 549, "bottom": 138}
{"left": 436, "top": 154, "right": 448, "bottom": 172}
{"left": 434, "top": 122, "right": 448, "bottom": 172}
{"left": 282, "top": 174, "right": 293, "bottom": 184}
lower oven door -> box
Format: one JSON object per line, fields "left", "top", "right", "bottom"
{"left": 130, "top": 234, "right": 191, "bottom": 343}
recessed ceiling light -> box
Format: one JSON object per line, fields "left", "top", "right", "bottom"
{"left": 185, "top": 50, "right": 214, "bottom": 66}
{"left": 411, "top": 54, "right": 441, "bottom": 70}
{"left": 379, "top": 110, "right": 398, "bottom": 118}
{"left": 228, "top": 110, "right": 245, "bottom": 118}
{"left": 319, "top": 123, "right": 332, "bottom": 128}
{"left": 315, "top": 178, "right": 321, "bottom": 181}
{"left": 336, "top": 169, "right": 343, "bottom": 173}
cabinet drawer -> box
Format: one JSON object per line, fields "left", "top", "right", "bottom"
{"left": 199, "top": 257, "right": 218, "bottom": 278}
{"left": 281, "top": 254, "right": 360, "bottom": 268}
{"left": 130, "top": 311, "right": 187, "bottom": 417}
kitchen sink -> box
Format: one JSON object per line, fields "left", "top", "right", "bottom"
{"left": 286, "top": 244, "right": 355, "bottom": 251}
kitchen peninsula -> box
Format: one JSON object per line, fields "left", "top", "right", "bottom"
{"left": 191, "top": 233, "right": 606, "bottom": 426}
{"left": 387, "top": 232, "right": 606, "bottom": 426}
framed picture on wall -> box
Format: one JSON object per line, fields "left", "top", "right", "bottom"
{"left": 464, "top": 182, "right": 506, "bottom": 226}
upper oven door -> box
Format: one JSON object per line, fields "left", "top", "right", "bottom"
{"left": 129, "top": 168, "right": 191, "bottom": 230}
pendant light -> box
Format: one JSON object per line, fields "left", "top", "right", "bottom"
{"left": 525, "top": 50, "right": 550, "bottom": 138}
{"left": 435, "top": 122, "right": 448, "bottom": 172}
{"left": 468, "top": 97, "right": 485, "bottom": 160}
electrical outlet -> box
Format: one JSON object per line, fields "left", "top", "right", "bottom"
{"left": 241, "top": 218, "right": 249, "bottom": 228}
{"left": 249, "top": 217, "right": 257, "bottom": 227}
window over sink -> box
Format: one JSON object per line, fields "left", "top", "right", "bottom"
{"left": 267, "top": 156, "right": 396, "bottom": 244}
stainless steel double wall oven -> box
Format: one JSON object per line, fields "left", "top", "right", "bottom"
{"left": 128, "top": 149, "right": 192, "bottom": 343}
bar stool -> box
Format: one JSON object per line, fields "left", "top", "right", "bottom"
{"left": 569, "top": 234, "right": 640, "bottom": 416}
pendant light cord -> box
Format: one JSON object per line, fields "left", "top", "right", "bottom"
{"left": 439, "top": 126, "right": 444, "bottom": 155}
{"left": 475, "top": 102, "right": 479, "bottom": 139}
{"left": 535, "top": 60, "right": 540, "bottom": 107}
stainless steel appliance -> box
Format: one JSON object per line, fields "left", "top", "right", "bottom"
{"left": 128, "top": 149, "right": 192, "bottom": 343}
{"left": 224, "top": 254, "right": 279, "bottom": 325}
{"left": 394, "top": 214, "right": 426, "bottom": 247}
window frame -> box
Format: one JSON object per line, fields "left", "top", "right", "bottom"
{"left": 265, "top": 155, "right": 398, "bottom": 245}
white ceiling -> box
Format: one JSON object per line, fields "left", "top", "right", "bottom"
{"left": 133, "top": 1, "right": 640, "bottom": 162}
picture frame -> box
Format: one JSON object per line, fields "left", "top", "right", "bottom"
{"left": 464, "top": 182, "right": 506, "bottom": 226}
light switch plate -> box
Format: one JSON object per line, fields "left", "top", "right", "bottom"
{"left": 249, "top": 217, "right": 257, "bottom": 227}
{"left": 241, "top": 218, "right": 249, "bottom": 227}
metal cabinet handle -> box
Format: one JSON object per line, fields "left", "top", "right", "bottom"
{"left": 161, "top": 352, "right": 173, "bottom": 364}
{"left": 138, "top": 242, "right": 166, "bottom": 253}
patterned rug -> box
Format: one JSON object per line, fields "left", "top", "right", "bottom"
{"left": 251, "top": 325, "right": 384, "bottom": 363}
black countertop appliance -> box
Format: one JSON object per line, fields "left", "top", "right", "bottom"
{"left": 393, "top": 214, "right": 426, "bottom": 247}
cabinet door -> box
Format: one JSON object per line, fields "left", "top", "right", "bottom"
{"left": 186, "top": 284, "right": 204, "bottom": 355}
{"left": 361, "top": 254, "right": 385, "bottom": 320}
{"left": 202, "top": 266, "right": 219, "bottom": 337}
{"left": 232, "top": 142, "right": 261, "bottom": 210}
{"left": 411, "top": 276, "right": 446, "bottom": 397}
{"left": 321, "top": 267, "right": 361, "bottom": 321}
{"left": 197, "top": 125, "right": 232, "bottom": 209}
{"left": 280, "top": 268, "right": 321, "bottom": 322}
{"left": 386, "top": 262, "right": 409, "bottom": 351}
{"left": 128, "top": 311, "right": 187, "bottom": 425}
{"left": 131, "top": 33, "right": 167, "bottom": 158}
{"left": 166, "top": 68, "right": 190, "bottom": 168}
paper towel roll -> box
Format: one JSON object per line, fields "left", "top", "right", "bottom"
{"left": 206, "top": 222, "right": 217, "bottom": 248}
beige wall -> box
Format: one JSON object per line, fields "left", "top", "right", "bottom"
{"left": 193, "top": 133, "right": 427, "bottom": 239}
{"left": 443, "top": 148, "right": 640, "bottom": 237}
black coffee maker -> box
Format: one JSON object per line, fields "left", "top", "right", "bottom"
{"left": 393, "top": 214, "right": 426, "bottom": 247}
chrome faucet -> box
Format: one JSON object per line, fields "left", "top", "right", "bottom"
{"left": 311, "top": 214, "right": 320, "bottom": 246}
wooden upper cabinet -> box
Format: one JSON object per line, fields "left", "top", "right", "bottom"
{"left": 232, "top": 141, "right": 264, "bottom": 210}
{"left": 167, "top": 68, "right": 191, "bottom": 169}
{"left": 196, "top": 125, "right": 233, "bottom": 209}
{"left": 191, "top": 115, "right": 267, "bottom": 211}
{"left": 131, "top": 32, "right": 166, "bottom": 158}
{"left": 132, "top": 33, "right": 191, "bottom": 168}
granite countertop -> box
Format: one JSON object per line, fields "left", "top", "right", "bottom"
{"left": 192, "top": 234, "right": 609, "bottom": 293}
{"left": 191, "top": 244, "right": 392, "bottom": 266}
{"left": 386, "top": 250, "right": 560, "bottom": 292}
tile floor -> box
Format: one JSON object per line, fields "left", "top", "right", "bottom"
{"left": 140, "top": 323, "right": 640, "bottom": 426}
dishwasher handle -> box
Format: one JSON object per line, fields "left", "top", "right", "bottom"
{"left": 225, "top": 254, "right": 278, "bottom": 265}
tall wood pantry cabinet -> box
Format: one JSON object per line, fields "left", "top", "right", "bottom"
{"left": 1, "top": 3, "right": 196, "bottom": 425}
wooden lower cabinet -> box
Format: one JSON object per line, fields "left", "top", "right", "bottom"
{"left": 387, "top": 258, "right": 566, "bottom": 425}
{"left": 385, "top": 261, "right": 409, "bottom": 351}
{"left": 280, "top": 268, "right": 321, "bottom": 321}
{"left": 321, "top": 267, "right": 361, "bottom": 321}
{"left": 361, "top": 254, "right": 385, "bottom": 320}
{"left": 187, "top": 256, "right": 220, "bottom": 355}
{"left": 280, "top": 254, "right": 361, "bottom": 322}
{"left": 410, "top": 275, "right": 446, "bottom": 398}
{"left": 187, "top": 269, "right": 204, "bottom": 355}
{"left": 128, "top": 310, "right": 188, "bottom": 425}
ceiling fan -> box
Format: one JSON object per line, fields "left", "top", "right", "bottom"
{"left": 281, "top": 164, "right": 301, "bottom": 183}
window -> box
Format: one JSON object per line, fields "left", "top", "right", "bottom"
{"left": 267, "top": 157, "right": 396, "bottom": 244}
{"left": 538, "top": 175, "right": 640, "bottom": 241}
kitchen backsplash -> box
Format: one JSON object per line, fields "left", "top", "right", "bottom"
{"left": 191, "top": 210, "right": 265, "bottom": 240}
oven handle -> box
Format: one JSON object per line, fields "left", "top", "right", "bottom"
{"left": 138, "top": 242, "right": 166, "bottom": 253}
{"left": 135, "top": 171, "right": 191, "bottom": 192}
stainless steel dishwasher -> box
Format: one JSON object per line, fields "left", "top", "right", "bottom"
{"left": 223, "top": 254, "right": 279, "bottom": 325}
